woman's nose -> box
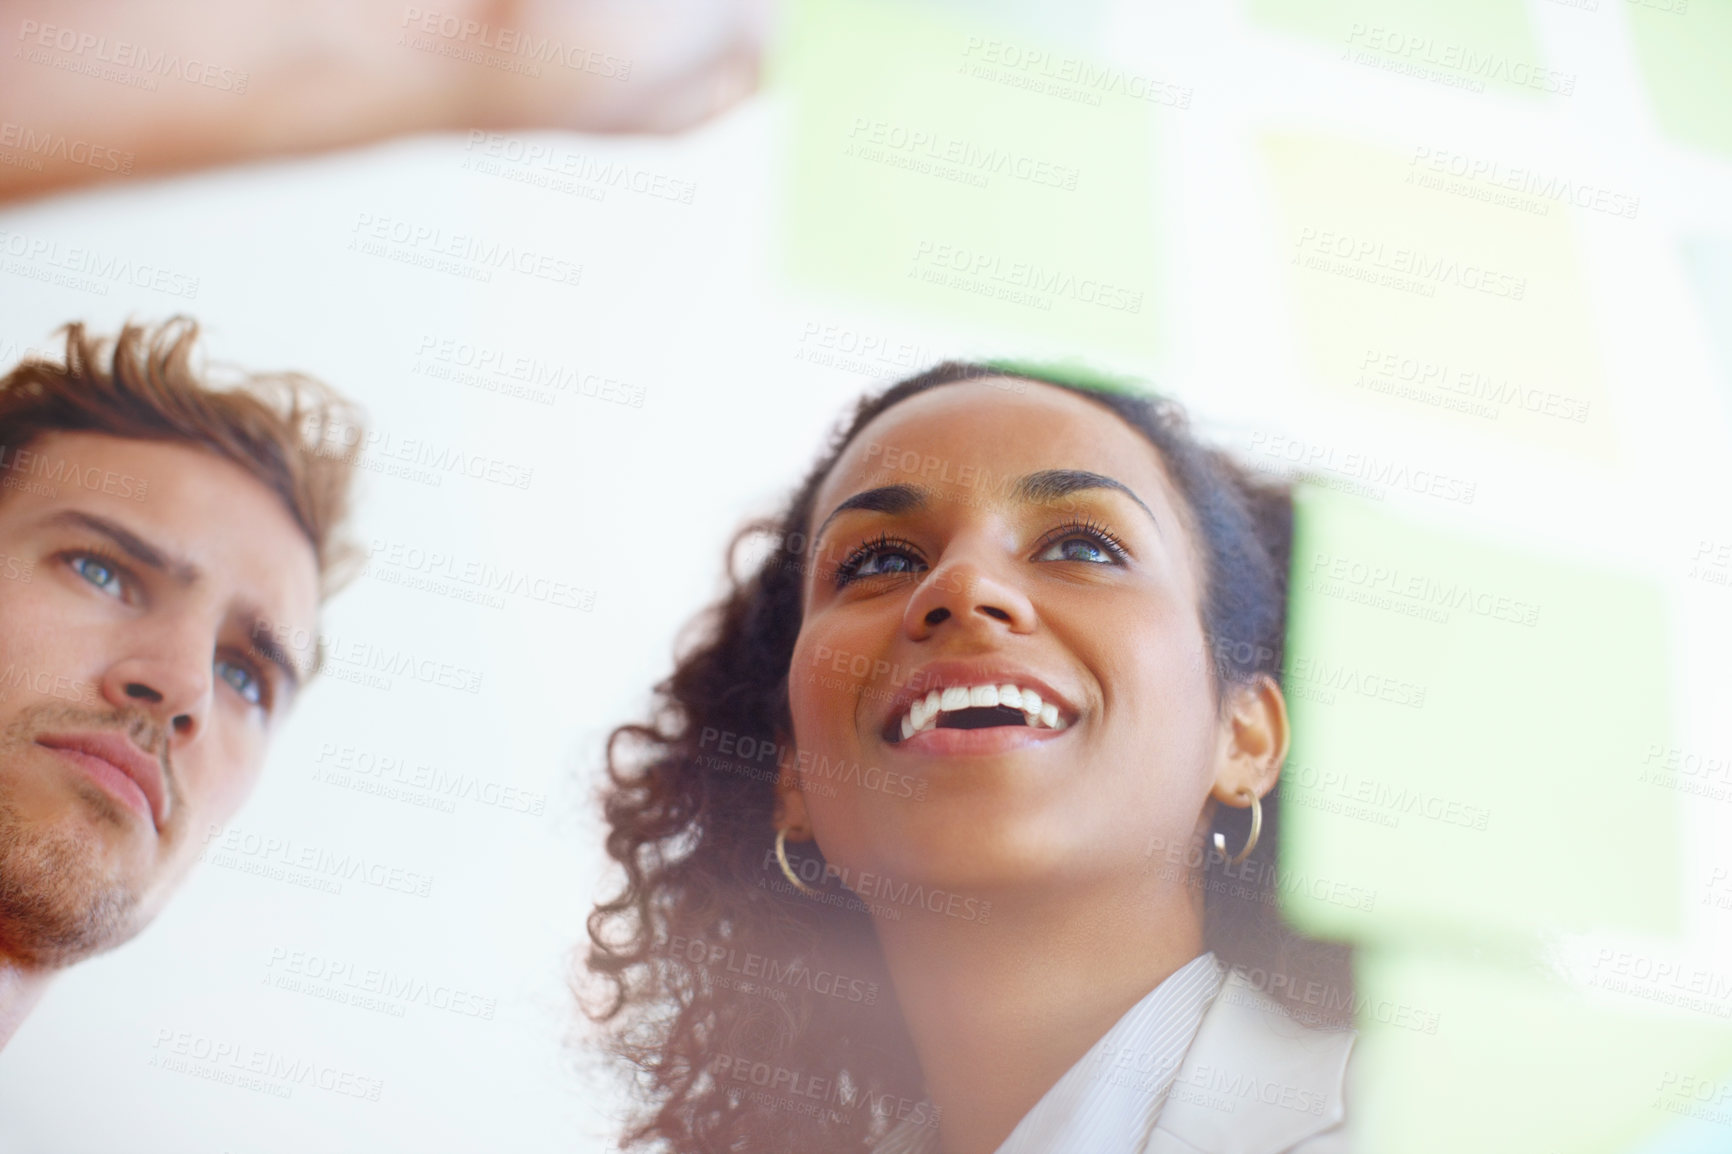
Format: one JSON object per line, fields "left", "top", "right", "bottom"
{"left": 903, "top": 551, "right": 1036, "bottom": 640}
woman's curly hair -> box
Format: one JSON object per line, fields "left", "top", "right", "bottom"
{"left": 582, "top": 362, "right": 1351, "bottom": 1153}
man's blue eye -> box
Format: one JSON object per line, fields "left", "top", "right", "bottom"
{"left": 70, "top": 554, "right": 124, "bottom": 594}
{"left": 216, "top": 659, "right": 264, "bottom": 706}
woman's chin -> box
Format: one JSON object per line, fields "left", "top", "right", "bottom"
{"left": 832, "top": 828, "right": 1079, "bottom": 912}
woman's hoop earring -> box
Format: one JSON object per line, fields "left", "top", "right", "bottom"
{"left": 1212, "top": 788, "right": 1263, "bottom": 867}
{"left": 775, "top": 828, "right": 821, "bottom": 897}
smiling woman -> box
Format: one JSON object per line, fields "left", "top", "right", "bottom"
{"left": 584, "top": 362, "right": 1356, "bottom": 1154}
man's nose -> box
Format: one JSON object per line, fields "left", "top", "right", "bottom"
{"left": 100, "top": 635, "right": 212, "bottom": 744}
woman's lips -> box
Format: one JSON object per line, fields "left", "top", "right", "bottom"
{"left": 875, "top": 663, "right": 1081, "bottom": 745}
{"left": 881, "top": 720, "right": 1073, "bottom": 757}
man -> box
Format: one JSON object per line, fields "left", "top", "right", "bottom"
{"left": 0, "top": 318, "right": 360, "bottom": 1047}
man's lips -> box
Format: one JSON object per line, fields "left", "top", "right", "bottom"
{"left": 37, "top": 731, "right": 167, "bottom": 828}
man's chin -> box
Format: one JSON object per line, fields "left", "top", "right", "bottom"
{"left": 0, "top": 801, "right": 142, "bottom": 969}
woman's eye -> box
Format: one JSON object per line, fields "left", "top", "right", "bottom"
{"left": 1033, "top": 525, "right": 1129, "bottom": 565}
{"left": 69, "top": 553, "right": 125, "bottom": 596}
{"left": 216, "top": 658, "right": 265, "bottom": 706}
{"left": 1036, "top": 537, "right": 1113, "bottom": 563}
{"left": 836, "top": 538, "right": 927, "bottom": 586}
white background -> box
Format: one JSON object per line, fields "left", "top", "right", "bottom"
{"left": 0, "top": 1, "right": 1729, "bottom": 1150}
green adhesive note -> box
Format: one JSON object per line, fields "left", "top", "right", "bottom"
{"left": 1261, "top": 132, "right": 1618, "bottom": 462}
{"left": 776, "top": 0, "right": 1162, "bottom": 356}
{"left": 1248, "top": 0, "right": 1566, "bottom": 100}
{"left": 1278, "top": 485, "right": 1675, "bottom": 946}
{"left": 1627, "top": 1, "right": 1732, "bottom": 158}
{"left": 1350, "top": 948, "right": 1732, "bottom": 1154}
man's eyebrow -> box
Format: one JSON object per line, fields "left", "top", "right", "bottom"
{"left": 44, "top": 510, "right": 201, "bottom": 583}
{"left": 241, "top": 610, "right": 309, "bottom": 697}
{"left": 814, "top": 483, "right": 929, "bottom": 541}
{"left": 1013, "top": 469, "right": 1160, "bottom": 531}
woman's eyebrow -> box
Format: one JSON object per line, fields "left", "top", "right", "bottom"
{"left": 1015, "top": 469, "right": 1160, "bottom": 531}
{"left": 814, "top": 483, "right": 928, "bottom": 541}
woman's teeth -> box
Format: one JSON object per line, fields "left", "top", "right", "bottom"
{"left": 895, "top": 684, "right": 1066, "bottom": 741}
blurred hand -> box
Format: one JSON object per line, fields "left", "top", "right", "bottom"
{"left": 0, "top": 0, "right": 772, "bottom": 201}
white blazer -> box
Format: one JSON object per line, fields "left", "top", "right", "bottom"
{"left": 1142, "top": 968, "right": 1355, "bottom": 1154}
{"left": 873, "top": 962, "right": 1355, "bottom": 1154}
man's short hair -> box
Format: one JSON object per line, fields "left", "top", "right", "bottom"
{"left": 0, "top": 317, "right": 363, "bottom": 593}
